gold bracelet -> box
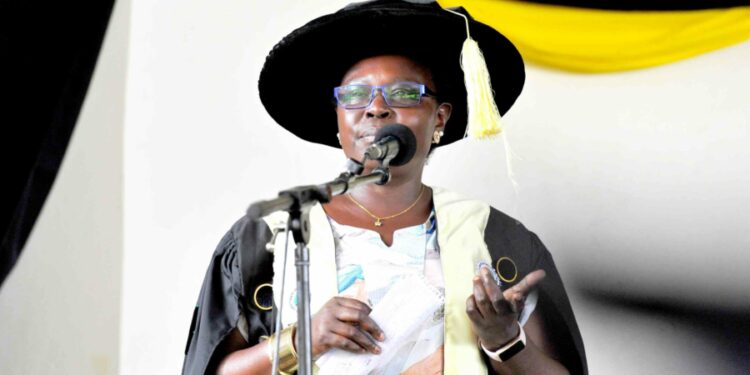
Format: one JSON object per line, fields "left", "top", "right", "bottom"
{"left": 266, "top": 324, "right": 298, "bottom": 375}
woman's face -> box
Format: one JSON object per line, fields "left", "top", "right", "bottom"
{"left": 336, "top": 55, "right": 452, "bottom": 176}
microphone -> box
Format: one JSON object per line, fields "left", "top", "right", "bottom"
{"left": 364, "top": 124, "right": 417, "bottom": 166}
{"left": 247, "top": 126, "right": 417, "bottom": 220}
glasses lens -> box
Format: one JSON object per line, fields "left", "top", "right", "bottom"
{"left": 385, "top": 82, "right": 422, "bottom": 107}
{"left": 336, "top": 85, "right": 372, "bottom": 108}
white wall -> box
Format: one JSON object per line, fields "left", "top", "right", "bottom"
{"left": 511, "top": 50, "right": 750, "bottom": 307}
{"left": 0, "top": 0, "right": 129, "bottom": 374}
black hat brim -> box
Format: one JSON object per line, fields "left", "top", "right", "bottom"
{"left": 258, "top": 0, "right": 525, "bottom": 148}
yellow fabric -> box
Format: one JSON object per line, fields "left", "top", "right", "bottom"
{"left": 268, "top": 205, "right": 338, "bottom": 328}
{"left": 439, "top": 0, "right": 750, "bottom": 72}
{"left": 432, "top": 187, "right": 492, "bottom": 375}
{"left": 460, "top": 38, "right": 505, "bottom": 138}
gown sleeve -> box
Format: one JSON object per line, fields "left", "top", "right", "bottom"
{"left": 484, "top": 207, "right": 588, "bottom": 375}
{"left": 182, "top": 216, "right": 275, "bottom": 375}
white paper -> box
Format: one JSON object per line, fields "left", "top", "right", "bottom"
{"left": 315, "top": 275, "right": 444, "bottom": 375}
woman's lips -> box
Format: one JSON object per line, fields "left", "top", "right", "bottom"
{"left": 354, "top": 132, "right": 376, "bottom": 147}
{"left": 356, "top": 127, "right": 379, "bottom": 146}
{"left": 359, "top": 135, "right": 375, "bottom": 144}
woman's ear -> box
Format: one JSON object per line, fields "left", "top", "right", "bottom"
{"left": 436, "top": 102, "right": 452, "bottom": 133}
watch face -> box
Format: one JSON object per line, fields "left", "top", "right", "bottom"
{"left": 499, "top": 340, "right": 526, "bottom": 362}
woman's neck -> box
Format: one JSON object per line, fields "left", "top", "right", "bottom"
{"left": 323, "top": 169, "right": 433, "bottom": 246}
{"left": 347, "top": 176, "right": 425, "bottom": 216}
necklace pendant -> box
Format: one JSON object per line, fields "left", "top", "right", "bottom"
{"left": 374, "top": 218, "right": 383, "bottom": 227}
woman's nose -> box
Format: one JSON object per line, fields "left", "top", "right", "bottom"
{"left": 366, "top": 90, "right": 393, "bottom": 119}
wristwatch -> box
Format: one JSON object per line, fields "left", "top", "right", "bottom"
{"left": 481, "top": 321, "right": 527, "bottom": 363}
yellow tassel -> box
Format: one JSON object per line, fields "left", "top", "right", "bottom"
{"left": 443, "top": 8, "right": 503, "bottom": 138}
{"left": 460, "top": 37, "right": 503, "bottom": 139}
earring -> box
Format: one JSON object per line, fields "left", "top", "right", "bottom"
{"left": 336, "top": 132, "right": 341, "bottom": 145}
{"left": 432, "top": 130, "right": 444, "bottom": 144}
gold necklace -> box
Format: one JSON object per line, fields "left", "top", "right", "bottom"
{"left": 346, "top": 186, "right": 425, "bottom": 227}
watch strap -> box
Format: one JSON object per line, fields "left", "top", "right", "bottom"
{"left": 481, "top": 321, "right": 527, "bottom": 363}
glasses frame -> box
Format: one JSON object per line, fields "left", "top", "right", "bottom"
{"left": 333, "top": 81, "right": 437, "bottom": 109}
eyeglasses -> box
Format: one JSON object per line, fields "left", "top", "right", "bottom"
{"left": 333, "top": 81, "right": 436, "bottom": 109}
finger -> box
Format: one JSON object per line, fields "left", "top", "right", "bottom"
{"left": 332, "top": 304, "right": 385, "bottom": 341}
{"left": 357, "top": 314, "right": 386, "bottom": 342}
{"left": 472, "top": 276, "right": 494, "bottom": 319}
{"left": 522, "top": 269, "right": 546, "bottom": 290}
{"left": 334, "top": 296, "right": 372, "bottom": 313}
{"left": 480, "top": 267, "right": 508, "bottom": 314}
{"left": 331, "top": 321, "right": 381, "bottom": 354}
{"left": 505, "top": 269, "right": 546, "bottom": 300}
{"left": 512, "top": 295, "right": 525, "bottom": 315}
{"left": 466, "top": 295, "right": 483, "bottom": 322}
{"left": 325, "top": 332, "right": 368, "bottom": 353}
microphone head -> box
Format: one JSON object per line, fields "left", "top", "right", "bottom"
{"left": 374, "top": 124, "right": 417, "bottom": 166}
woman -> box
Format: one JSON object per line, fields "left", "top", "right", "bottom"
{"left": 182, "top": 1, "right": 586, "bottom": 374}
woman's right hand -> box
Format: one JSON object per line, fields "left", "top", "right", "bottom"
{"left": 304, "top": 296, "right": 385, "bottom": 357}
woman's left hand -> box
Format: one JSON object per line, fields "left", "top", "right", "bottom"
{"left": 466, "top": 268, "right": 546, "bottom": 350}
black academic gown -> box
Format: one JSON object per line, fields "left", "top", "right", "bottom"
{"left": 182, "top": 188, "right": 587, "bottom": 374}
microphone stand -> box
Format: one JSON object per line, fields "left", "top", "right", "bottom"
{"left": 246, "top": 158, "right": 390, "bottom": 375}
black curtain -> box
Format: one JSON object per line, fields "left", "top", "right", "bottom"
{"left": 0, "top": 0, "right": 116, "bottom": 287}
